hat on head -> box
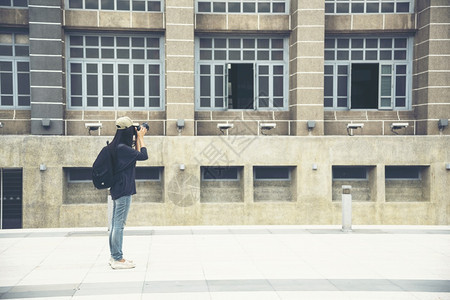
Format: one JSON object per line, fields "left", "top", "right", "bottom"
{"left": 115, "top": 116, "right": 133, "bottom": 130}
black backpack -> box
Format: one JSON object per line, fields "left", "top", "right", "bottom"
{"left": 92, "top": 142, "right": 115, "bottom": 189}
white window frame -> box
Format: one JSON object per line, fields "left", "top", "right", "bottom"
{"left": 196, "top": 0, "right": 290, "bottom": 14}
{"left": 0, "top": 0, "right": 28, "bottom": 8}
{"left": 66, "top": 33, "right": 165, "bottom": 111}
{"left": 0, "top": 33, "right": 30, "bottom": 110}
{"left": 324, "top": 0, "right": 414, "bottom": 14}
{"left": 65, "top": 0, "right": 164, "bottom": 12}
{"left": 195, "top": 35, "right": 289, "bottom": 111}
{"left": 324, "top": 36, "right": 413, "bottom": 111}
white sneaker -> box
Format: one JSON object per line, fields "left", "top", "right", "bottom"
{"left": 110, "top": 257, "right": 133, "bottom": 266}
{"left": 111, "top": 259, "right": 136, "bottom": 269}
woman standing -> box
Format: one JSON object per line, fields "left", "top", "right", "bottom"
{"left": 108, "top": 116, "right": 148, "bottom": 269}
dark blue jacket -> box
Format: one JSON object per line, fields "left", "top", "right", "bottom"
{"left": 110, "top": 144, "right": 148, "bottom": 200}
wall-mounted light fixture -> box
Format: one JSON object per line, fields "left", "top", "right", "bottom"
{"left": 217, "top": 123, "right": 233, "bottom": 135}
{"left": 438, "top": 119, "right": 448, "bottom": 132}
{"left": 0, "top": 122, "right": 4, "bottom": 128}
{"left": 39, "top": 164, "right": 47, "bottom": 171}
{"left": 391, "top": 122, "right": 409, "bottom": 135}
{"left": 41, "top": 119, "right": 51, "bottom": 128}
{"left": 307, "top": 121, "right": 316, "bottom": 133}
{"left": 176, "top": 119, "right": 185, "bottom": 134}
{"left": 260, "top": 123, "right": 276, "bottom": 135}
{"left": 85, "top": 123, "right": 102, "bottom": 135}
{"left": 347, "top": 123, "right": 364, "bottom": 136}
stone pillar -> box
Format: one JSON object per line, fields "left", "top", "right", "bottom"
{"left": 165, "top": 0, "right": 195, "bottom": 136}
{"left": 29, "top": 0, "right": 65, "bottom": 135}
{"left": 289, "top": 0, "right": 325, "bottom": 136}
{"left": 373, "top": 164, "right": 385, "bottom": 224}
{"left": 414, "top": 1, "right": 450, "bottom": 135}
{"left": 341, "top": 185, "right": 352, "bottom": 232}
{"left": 243, "top": 164, "right": 254, "bottom": 204}
{"left": 373, "top": 164, "right": 385, "bottom": 203}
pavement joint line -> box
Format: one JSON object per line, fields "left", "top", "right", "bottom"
{"left": 1, "top": 226, "right": 450, "bottom": 238}
{"left": 1, "top": 279, "right": 450, "bottom": 297}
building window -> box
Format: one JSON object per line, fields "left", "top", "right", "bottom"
{"left": 253, "top": 166, "right": 293, "bottom": 202}
{"left": 196, "top": 36, "right": 288, "bottom": 110}
{"left": 325, "top": 0, "right": 413, "bottom": 14}
{"left": 385, "top": 166, "right": 421, "bottom": 180}
{"left": 65, "top": 167, "right": 163, "bottom": 204}
{"left": 135, "top": 167, "right": 161, "bottom": 181}
{"left": 254, "top": 166, "right": 291, "bottom": 181}
{"left": 200, "top": 166, "right": 242, "bottom": 203}
{"left": 67, "top": 167, "right": 162, "bottom": 182}
{"left": 332, "top": 166, "right": 373, "bottom": 202}
{"left": 332, "top": 166, "right": 368, "bottom": 180}
{"left": 67, "top": 167, "right": 92, "bottom": 182}
{"left": 324, "top": 36, "right": 411, "bottom": 110}
{"left": 0, "top": 0, "right": 27, "bottom": 8}
{"left": 201, "top": 166, "right": 240, "bottom": 181}
{"left": 66, "top": 0, "right": 163, "bottom": 11}
{"left": 67, "top": 34, "right": 164, "bottom": 110}
{"left": 0, "top": 33, "right": 30, "bottom": 109}
{"left": 385, "top": 166, "right": 428, "bottom": 202}
{"left": 197, "top": 0, "right": 289, "bottom": 14}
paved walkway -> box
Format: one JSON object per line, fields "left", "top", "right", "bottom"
{"left": 0, "top": 225, "right": 449, "bottom": 300}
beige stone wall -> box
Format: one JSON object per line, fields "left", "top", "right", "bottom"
{"left": 165, "top": 0, "right": 195, "bottom": 136}
{"left": 64, "top": 10, "right": 164, "bottom": 30}
{"left": 195, "top": 14, "right": 289, "bottom": 32}
{"left": 1, "top": 3, "right": 448, "bottom": 137}
{"left": 0, "top": 110, "right": 31, "bottom": 135}
{"left": 1, "top": 135, "right": 448, "bottom": 227}
{"left": 325, "top": 13, "right": 415, "bottom": 33}
{"left": 324, "top": 111, "right": 418, "bottom": 135}
{"left": 0, "top": 2, "right": 449, "bottom": 228}
{"left": 289, "top": 0, "right": 325, "bottom": 136}
{"left": 414, "top": 1, "right": 450, "bottom": 135}
{"left": 254, "top": 180, "right": 293, "bottom": 202}
{"left": 65, "top": 111, "right": 166, "bottom": 136}
{"left": 0, "top": 7, "right": 28, "bottom": 27}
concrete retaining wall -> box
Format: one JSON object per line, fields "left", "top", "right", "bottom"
{"left": 0, "top": 135, "right": 448, "bottom": 227}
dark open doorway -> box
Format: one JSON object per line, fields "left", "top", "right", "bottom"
{"left": 351, "top": 63, "right": 379, "bottom": 109}
{"left": 228, "top": 63, "right": 254, "bottom": 109}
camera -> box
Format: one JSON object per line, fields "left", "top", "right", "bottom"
{"left": 136, "top": 122, "right": 149, "bottom": 131}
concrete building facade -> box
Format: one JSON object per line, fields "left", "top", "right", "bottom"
{"left": 0, "top": 0, "right": 449, "bottom": 228}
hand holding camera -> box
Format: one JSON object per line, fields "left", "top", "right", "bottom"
{"left": 135, "top": 122, "right": 149, "bottom": 137}
{"left": 135, "top": 122, "right": 148, "bottom": 150}
{"left": 136, "top": 122, "right": 149, "bottom": 131}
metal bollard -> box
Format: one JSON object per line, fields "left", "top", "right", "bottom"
{"left": 341, "top": 185, "right": 352, "bottom": 232}
{"left": 107, "top": 194, "right": 113, "bottom": 231}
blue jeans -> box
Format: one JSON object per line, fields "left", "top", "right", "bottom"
{"left": 109, "top": 195, "right": 132, "bottom": 261}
